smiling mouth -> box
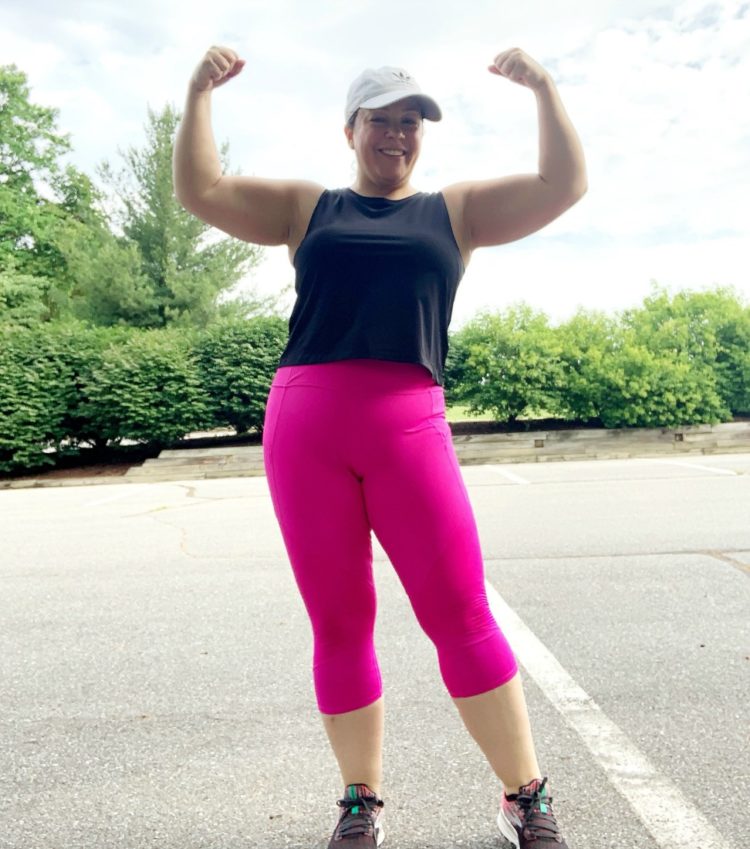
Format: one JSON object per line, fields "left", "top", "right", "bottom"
{"left": 380, "top": 149, "right": 406, "bottom": 156}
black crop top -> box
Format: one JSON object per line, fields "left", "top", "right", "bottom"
{"left": 277, "top": 188, "right": 465, "bottom": 385}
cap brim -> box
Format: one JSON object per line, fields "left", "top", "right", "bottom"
{"left": 359, "top": 91, "right": 442, "bottom": 121}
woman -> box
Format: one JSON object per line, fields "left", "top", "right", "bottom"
{"left": 174, "top": 44, "right": 586, "bottom": 849}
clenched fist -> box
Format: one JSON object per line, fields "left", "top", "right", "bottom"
{"left": 488, "top": 48, "right": 550, "bottom": 91}
{"left": 190, "top": 46, "right": 246, "bottom": 93}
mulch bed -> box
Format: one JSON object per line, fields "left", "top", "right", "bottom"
{"left": 448, "top": 417, "right": 605, "bottom": 434}
{"left": 2, "top": 444, "right": 162, "bottom": 483}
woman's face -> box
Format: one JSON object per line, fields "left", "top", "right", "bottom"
{"left": 345, "top": 97, "right": 424, "bottom": 192}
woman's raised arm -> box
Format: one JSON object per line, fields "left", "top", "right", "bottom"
{"left": 173, "top": 46, "right": 322, "bottom": 247}
{"left": 443, "top": 48, "right": 587, "bottom": 254}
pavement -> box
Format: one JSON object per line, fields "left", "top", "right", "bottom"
{"left": 1, "top": 454, "right": 748, "bottom": 848}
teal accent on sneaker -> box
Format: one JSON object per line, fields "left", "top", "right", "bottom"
{"left": 348, "top": 784, "right": 360, "bottom": 815}
{"left": 499, "top": 777, "right": 568, "bottom": 848}
{"left": 330, "top": 785, "right": 385, "bottom": 848}
{"left": 345, "top": 783, "right": 377, "bottom": 817}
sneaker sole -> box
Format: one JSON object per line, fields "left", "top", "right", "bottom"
{"left": 496, "top": 809, "right": 520, "bottom": 849}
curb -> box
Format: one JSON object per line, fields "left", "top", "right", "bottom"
{"left": 0, "top": 475, "right": 133, "bottom": 491}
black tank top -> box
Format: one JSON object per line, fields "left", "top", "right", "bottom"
{"left": 277, "top": 188, "right": 465, "bottom": 385}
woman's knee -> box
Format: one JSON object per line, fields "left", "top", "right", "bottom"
{"left": 413, "top": 590, "right": 498, "bottom": 648}
{"left": 308, "top": 593, "right": 378, "bottom": 650}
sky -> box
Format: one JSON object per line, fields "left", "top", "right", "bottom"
{"left": 1, "top": 0, "right": 749, "bottom": 329}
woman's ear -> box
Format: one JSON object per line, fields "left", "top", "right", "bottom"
{"left": 344, "top": 125, "right": 355, "bottom": 149}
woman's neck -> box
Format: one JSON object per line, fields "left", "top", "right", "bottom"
{"left": 350, "top": 176, "right": 418, "bottom": 200}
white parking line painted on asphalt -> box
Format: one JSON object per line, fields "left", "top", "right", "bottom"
{"left": 650, "top": 459, "right": 738, "bottom": 476}
{"left": 484, "top": 579, "right": 732, "bottom": 849}
{"left": 485, "top": 466, "right": 531, "bottom": 485}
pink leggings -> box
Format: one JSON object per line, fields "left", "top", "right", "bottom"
{"left": 262, "top": 359, "right": 518, "bottom": 714}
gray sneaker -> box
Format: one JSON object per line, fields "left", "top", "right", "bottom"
{"left": 497, "top": 777, "right": 569, "bottom": 847}
{"left": 327, "top": 784, "right": 385, "bottom": 847}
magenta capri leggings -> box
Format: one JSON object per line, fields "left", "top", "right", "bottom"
{"left": 262, "top": 358, "right": 518, "bottom": 714}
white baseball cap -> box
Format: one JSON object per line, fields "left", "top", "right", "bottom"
{"left": 345, "top": 66, "right": 442, "bottom": 124}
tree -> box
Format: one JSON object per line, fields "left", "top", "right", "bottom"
{"left": 594, "top": 329, "right": 728, "bottom": 428}
{"left": 0, "top": 64, "right": 74, "bottom": 316}
{"left": 0, "top": 257, "right": 52, "bottom": 326}
{"left": 0, "top": 65, "right": 70, "bottom": 267}
{"left": 553, "top": 309, "right": 617, "bottom": 421}
{"left": 449, "top": 305, "right": 564, "bottom": 422}
{"left": 51, "top": 167, "right": 159, "bottom": 327}
{"left": 0, "top": 65, "right": 146, "bottom": 324}
{"left": 624, "top": 284, "right": 750, "bottom": 415}
{"left": 1, "top": 68, "right": 283, "bottom": 329}
{"left": 96, "top": 104, "right": 272, "bottom": 328}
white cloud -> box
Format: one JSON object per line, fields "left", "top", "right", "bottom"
{"left": 1, "top": 0, "right": 749, "bottom": 328}
{"left": 451, "top": 231, "right": 749, "bottom": 327}
{"left": 565, "top": 6, "right": 750, "bottom": 242}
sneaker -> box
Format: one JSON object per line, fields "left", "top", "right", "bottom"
{"left": 327, "top": 783, "right": 385, "bottom": 847}
{"left": 496, "top": 777, "right": 569, "bottom": 848}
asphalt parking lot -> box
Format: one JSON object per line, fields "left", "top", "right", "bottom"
{"left": 1, "top": 453, "right": 748, "bottom": 849}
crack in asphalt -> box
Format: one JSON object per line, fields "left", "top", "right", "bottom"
{"left": 704, "top": 550, "right": 750, "bottom": 575}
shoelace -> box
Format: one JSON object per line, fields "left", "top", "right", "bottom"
{"left": 516, "top": 778, "right": 562, "bottom": 841}
{"left": 334, "top": 794, "right": 383, "bottom": 839}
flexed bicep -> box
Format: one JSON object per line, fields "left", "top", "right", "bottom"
{"left": 442, "top": 48, "right": 586, "bottom": 251}
{"left": 190, "top": 176, "right": 323, "bottom": 247}
{"left": 174, "top": 46, "right": 324, "bottom": 247}
{"left": 449, "top": 174, "right": 579, "bottom": 249}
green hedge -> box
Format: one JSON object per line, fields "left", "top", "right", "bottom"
{"left": 445, "top": 305, "right": 564, "bottom": 423}
{"left": 446, "top": 286, "right": 749, "bottom": 428}
{"left": 0, "top": 324, "right": 72, "bottom": 472}
{"left": 625, "top": 288, "right": 750, "bottom": 415}
{"left": 548, "top": 311, "right": 730, "bottom": 428}
{"left": 79, "top": 328, "right": 212, "bottom": 447}
{"left": 0, "top": 316, "right": 288, "bottom": 474}
{"left": 193, "top": 316, "right": 287, "bottom": 434}
{"left": 1, "top": 286, "right": 748, "bottom": 474}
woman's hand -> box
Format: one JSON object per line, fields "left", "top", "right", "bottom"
{"left": 488, "top": 48, "right": 550, "bottom": 91}
{"left": 190, "top": 46, "right": 246, "bottom": 94}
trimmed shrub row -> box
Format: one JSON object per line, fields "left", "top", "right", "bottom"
{"left": 0, "top": 316, "right": 287, "bottom": 474}
{"left": 445, "top": 289, "right": 750, "bottom": 428}
{"left": 1, "top": 287, "right": 749, "bottom": 474}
